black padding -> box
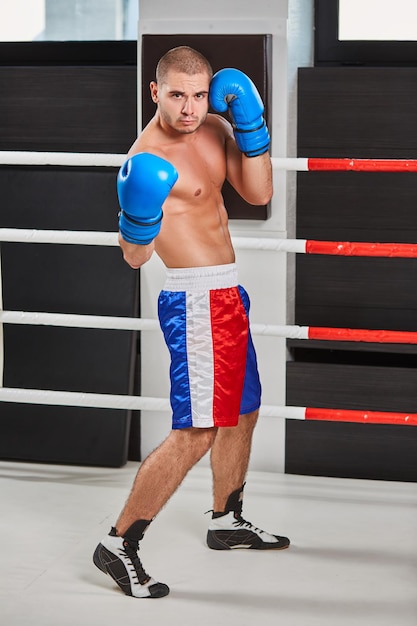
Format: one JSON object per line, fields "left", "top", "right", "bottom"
{"left": 286, "top": 67, "right": 417, "bottom": 481}
{"left": 0, "top": 66, "right": 137, "bottom": 153}
{"left": 0, "top": 59, "right": 139, "bottom": 467}
{"left": 0, "top": 404, "right": 132, "bottom": 468}
{"left": 0, "top": 167, "right": 139, "bottom": 467}
{"left": 286, "top": 360, "right": 417, "bottom": 482}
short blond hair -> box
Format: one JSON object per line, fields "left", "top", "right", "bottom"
{"left": 156, "top": 46, "right": 213, "bottom": 84}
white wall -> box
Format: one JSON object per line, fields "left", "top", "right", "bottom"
{"left": 137, "top": 0, "right": 313, "bottom": 473}
{"left": 286, "top": 0, "right": 315, "bottom": 326}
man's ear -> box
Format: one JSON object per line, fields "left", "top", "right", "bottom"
{"left": 150, "top": 81, "right": 158, "bottom": 103}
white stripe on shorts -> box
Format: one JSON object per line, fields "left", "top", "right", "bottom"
{"left": 185, "top": 291, "right": 215, "bottom": 428}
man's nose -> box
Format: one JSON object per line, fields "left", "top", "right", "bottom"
{"left": 181, "top": 97, "right": 193, "bottom": 115}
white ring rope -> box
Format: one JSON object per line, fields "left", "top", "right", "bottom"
{"left": 1, "top": 150, "right": 414, "bottom": 418}
{"left": 0, "top": 228, "right": 305, "bottom": 252}
{"left": 0, "top": 151, "right": 125, "bottom": 168}
{"left": 0, "top": 151, "right": 308, "bottom": 171}
{"left": 0, "top": 311, "right": 159, "bottom": 332}
{"left": 0, "top": 228, "right": 119, "bottom": 246}
{"left": 0, "top": 310, "right": 308, "bottom": 338}
{"left": 0, "top": 386, "right": 302, "bottom": 418}
{"left": 1, "top": 386, "right": 413, "bottom": 426}
{"left": 2, "top": 152, "right": 416, "bottom": 172}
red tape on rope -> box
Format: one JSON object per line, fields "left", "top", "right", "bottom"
{"left": 305, "top": 240, "right": 417, "bottom": 257}
{"left": 305, "top": 407, "right": 417, "bottom": 426}
{"left": 307, "top": 158, "right": 417, "bottom": 172}
{"left": 308, "top": 327, "right": 417, "bottom": 344}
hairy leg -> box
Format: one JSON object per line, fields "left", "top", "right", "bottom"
{"left": 210, "top": 410, "right": 258, "bottom": 512}
{"left": 116, "top": 427, "right": 217, "bottom": 535}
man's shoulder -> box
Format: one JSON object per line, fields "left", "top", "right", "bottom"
{"left": 207, "top": 112, "right": 229, "bottom": 127}
{"left": 205, "top": 113, "right": 233, "bottom": 138}
{"left": 127, "top": 119, "right": 164, "bottom": 156}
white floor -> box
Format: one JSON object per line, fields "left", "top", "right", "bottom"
{"left": 1, "top": 460, "right": 416, "bottom": 626}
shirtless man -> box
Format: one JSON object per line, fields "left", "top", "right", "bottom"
{"left": 93, "top": 46, "right": 289, "bottom": 599}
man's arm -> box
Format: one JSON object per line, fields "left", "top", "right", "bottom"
{"left": 209, "top": 69, "right": 273, "bottom": 206}
{"left": 118, "top": 236, "right": 155, "bottom": 270}
{"left": 116, "top": 152, "right": 178, "bottom": 269}
{"left": 225, "top": 131, "right": 273, "bottom": 205}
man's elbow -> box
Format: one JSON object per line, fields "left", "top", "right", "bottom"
{"left": 123, "top": 251, "right": 151, "bottom": 270}
{"left": 246, "top": 187, "right": 273, "bottom": 206}
{"left": 259, "top": 189, "right": 273, "bottom": 206}
{"left": 119, "top": 234, "right": 154, "bottom": 269}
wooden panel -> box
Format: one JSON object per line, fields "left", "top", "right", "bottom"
{"left": 141, "top": 34, "right": 272, "bottom": 220}
{"left": 286, "top": 361, "right": 417, "bottom": 482}
{"left": 0, "top": 168, "right": 139, "bottom": 466}
{"left": 288, "top": 339, "right": 417, "bottom": 356}
{"left": 0, "top": 66, "right": 137, "bottom": 153}
{"left": 0, "top": 66, "right": 140, "bottom": 466}
{"left": 295, "top": 255, "right": 417, "bottom": 329}
{"left": 0, "top": 404, "right": 132, "bottom": 467}
{"left": 297, "top": 67, "right": 417, "bottom": 158}
{"left": 288, "top": 67, "right": 417, "bottom": 481}
{"left": 285, "top": 418, "right": 417, "bottom": 482}
{"left": 0, "top": 166, "right": 118, "bottom": 231}
{"left": 295, "top": 67, "right": 417, "bottom": 333}
{"left": 296, "top": 172, "right": 417, "bottom": 242}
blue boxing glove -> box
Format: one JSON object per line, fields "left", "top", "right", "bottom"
{"left": 117, "top": 152, "right": 178, "bottom": 245}
{"left": 209, "top": 68, "right": 270, "bottom": 158}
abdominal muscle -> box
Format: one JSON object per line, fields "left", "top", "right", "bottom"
{"left": 138, "top": 113, "right": 236, "bottom": 269}
{"left": 155, "top": 194, "right": 235, "bottom": 269}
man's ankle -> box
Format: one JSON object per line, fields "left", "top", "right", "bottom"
{"left": 113, "top": 519, "right": 153, "bottom": 543}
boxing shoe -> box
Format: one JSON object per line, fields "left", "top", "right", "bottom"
{"left": 207, "top": 484, "right": 290, "bottom": 550}
{"left": 93, "top": 521, "right": 169, "bottom": 598}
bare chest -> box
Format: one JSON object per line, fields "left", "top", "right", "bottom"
{"left": 165, "top": 140, "right": 226, "bottom": 206}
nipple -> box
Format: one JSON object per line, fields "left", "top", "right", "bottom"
{"left": 194, "top": 188, "right": 202, "bottom": 197}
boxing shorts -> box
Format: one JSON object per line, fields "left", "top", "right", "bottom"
{"left": 158, "top": 263, "right": 261, "bottom": 429}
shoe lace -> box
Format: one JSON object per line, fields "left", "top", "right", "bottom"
{"left": 232, "top": 514, "right": 264, "bottom": 534}
{"left": 121, "top": 540, "right": 151, "bottom": 585}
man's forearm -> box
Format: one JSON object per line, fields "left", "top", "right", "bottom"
{"left": 118, "top": 234, "right": 155, "bottom": 269}
{"left": 240, "top": 152, "right": 273, "bottom": 205}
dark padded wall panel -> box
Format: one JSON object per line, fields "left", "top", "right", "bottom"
{"left": 141, "top": 34, "right": 272, "bottom": 220}
{"left": 0, "top": 404, "right": 132, "bottom": 467}
{"left": 1, "top": 167, "right": 120, "bottom": 232}
{"left": 0, "top": 66, "right": 136, "bottom": 153}
{"left": 286, "top": 359, "right": 417, "bottom": 482}
{"left": 0, "top": 65, "right": 139, "bottom": 466}
{"left": 295, "top": 256, "right": 417, "bottom": 330}
{"left": 286, "top": 67, "right": 417, "bottom": 481}
{"left": 296, "top": 172, "right": 417, "bottom": 244}
{"left": 285, "top": 418, "right": 417, "bottom": 483}
{"left": 297, "top": 68, "right": 417, "bottom": 158}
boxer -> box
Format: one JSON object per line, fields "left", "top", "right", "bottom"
{"left": 93, "top": 46, "right": 289, "bottom": 600}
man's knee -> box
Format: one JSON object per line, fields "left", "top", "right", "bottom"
{"left": 172, "top": 426, "right": 217, "bottom": 459}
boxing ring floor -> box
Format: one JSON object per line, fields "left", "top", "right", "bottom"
{"left": 0, "top": 460, "right": 416, "bottom": 626}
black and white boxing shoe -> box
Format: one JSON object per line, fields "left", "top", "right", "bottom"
{"left": 207, "top": 512, "right": 290, "bottom": 550}
{"left": 206, "top": 484, "right": 290, "bottom": 551}
{"left": 93, "top": 523, "right": 169, "bottom": 598}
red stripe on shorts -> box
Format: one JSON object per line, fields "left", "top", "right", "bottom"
{"left": 210, "top": 287, "right": 249, "bottom": 427}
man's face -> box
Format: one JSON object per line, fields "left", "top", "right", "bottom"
{"left": 150, "top": 69, "right": 211, "bottom": 134}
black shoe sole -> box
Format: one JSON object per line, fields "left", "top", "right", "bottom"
{"left": 207, "top": 530, "right": 290, "bottom": 550}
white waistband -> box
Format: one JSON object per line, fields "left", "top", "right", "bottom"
{"left": 163, "top": 263, "right": 238, "bottom": 292}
